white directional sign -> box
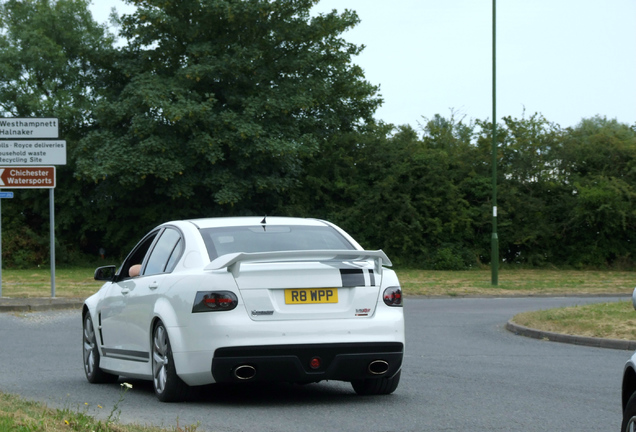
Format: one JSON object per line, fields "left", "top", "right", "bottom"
{"left": 0, "top": 140, "right": 66, "bottom": 165}
{"left": 0, "top": 118, "right": 59, "bottom": 139}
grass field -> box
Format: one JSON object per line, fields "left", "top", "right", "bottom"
{"left": 0, "top": 267, "right": 102, "bottom": 298}
{"left": 399, "top": 268, "right": 634, "bottom": 297}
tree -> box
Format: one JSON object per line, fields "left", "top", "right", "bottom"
{"left": 495, "top": 114, "right": 565, "bottom": 266}
{"left": 0, "top": 0, "right": 114, "bottom": 128}
{"left": 74, "top": 0, "right": 381, "bottom": 252}
{"left": 551, "top": 116, "right": 636, "bottom": 267}
{"left": 419, "top": 113, "right": 493, "bottom": 266}
{"left": 302, "top": 123, "right": 474, "bottom": 268}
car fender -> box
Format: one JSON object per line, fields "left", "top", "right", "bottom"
{"left": 151, "top": 296, "right": 186, "bottom": 353}
{"left": 82, "top": 287, "right": 109, "bottom": 357}
{"left": 84, "top": 281, "right": 110, "bottom": 310}
{"left": 82, "top": 285, "right": 107, "bottom": 328}
{"left": 83, "top": 295, "right": 99, "bottom": 316}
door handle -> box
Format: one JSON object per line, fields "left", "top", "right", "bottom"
{"left": 121, "top": 288, "right": 130, "bottom": 295}
{"left": 149, "top": 282, "right": 159, "bottom": 290}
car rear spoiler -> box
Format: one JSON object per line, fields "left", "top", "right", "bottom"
{"left": 205, "top": 250, "right": 392, "bottom": 278}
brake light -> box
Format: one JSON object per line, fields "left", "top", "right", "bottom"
{"left": 192, "top": 291, "right": 239, "bottom": 313}
{"left": 383, "top": 286, "right": 403, "bottom": 307}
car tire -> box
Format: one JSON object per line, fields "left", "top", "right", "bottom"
{"left": 623, "top": 392, "right": 636, "bottom": 432}
{"left": 351, "top": 370, "right": 401, "bottom": 395}
{"left": 82, "top": 313, "right": 118, "bottom": 384}
{"left": 152, "top": 322, "right": 189, "bottom": 402}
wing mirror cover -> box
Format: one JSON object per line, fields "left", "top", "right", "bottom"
{"left": 94, "top": 265, "right": 117, "bottom": 281}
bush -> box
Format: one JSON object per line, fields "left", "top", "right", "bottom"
{"left": 2, "top": 225, "right": 48, "bottom": 268}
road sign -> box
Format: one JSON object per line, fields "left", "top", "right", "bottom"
{"left": 0, "top": 118, "right": 59, "bottom": 139}
{"left": 0, "top": 140, "right": 66, "bottom": 165}
{"left": 0, "top": 166, "right": 55, "bottom": 188}
{"left": 0, "top": 192, "right": 13, "bottom": 198}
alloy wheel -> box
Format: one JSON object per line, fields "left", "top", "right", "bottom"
{"left": 153, "top": 324, "right": 169, "bottom": 394}
{"left": 83, "top": 315, "right": 97, "bottom": 377}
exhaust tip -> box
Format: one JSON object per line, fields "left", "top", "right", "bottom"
{"left": 233, "top": 364, "right": 256, "bottom": 380}
{"left": 368, "top": 359, "right": 389, "bottom": 375}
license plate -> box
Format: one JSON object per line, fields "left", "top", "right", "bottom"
{"left": 284, "top": 288, "right": 338, "bottom": 304}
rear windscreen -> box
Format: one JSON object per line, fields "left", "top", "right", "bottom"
{"left": 200, "top": 225, "right": 355, "bottom": 260}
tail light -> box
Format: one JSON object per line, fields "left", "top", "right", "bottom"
{"left": 383, "top": 286, "right": 403, "bottom": 307}
{"left": 192, "top": 291, "right": 239, "bottom": 313}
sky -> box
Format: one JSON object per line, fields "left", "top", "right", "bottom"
{"left": 90, "top": 0, "right": 636, "bottom": 130}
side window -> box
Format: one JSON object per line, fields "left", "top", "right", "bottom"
{"left": 144, "top": 228, "right": 183, "bottom": 276}
{"left": 121, "top": 231, "right": 159, "bottom": 279}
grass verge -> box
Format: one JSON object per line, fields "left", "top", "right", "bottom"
{"left": 512, "top": 300, "right": 636, "bottom": 341}
{"left": 398, "top": 268, "right": 634, "bottom": 297}
{"left": 0, "top": 266, "right": 102, "bottom": 298}
{"left": 0, "top": 388, "right": 198, "bottom": 432}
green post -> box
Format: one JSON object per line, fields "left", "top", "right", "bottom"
{"left": 491, "top": 0, "right": 499, "bottom": 285}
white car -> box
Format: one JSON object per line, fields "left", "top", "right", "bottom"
{"left": 82, "top": 217, "right": 405, "bottom": 401}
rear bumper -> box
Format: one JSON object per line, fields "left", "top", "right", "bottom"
{"left": 169, "top": 305, "right": 405, "bottom": 386}
{"left": 211, "top": 342, "right": 403, "bottom": 383}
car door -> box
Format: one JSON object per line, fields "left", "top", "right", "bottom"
{"left": 98, "top": 229, "right": 161, "bottom": 362}
{"left": 124, "top": 227, "right": 184, "bottom": 357}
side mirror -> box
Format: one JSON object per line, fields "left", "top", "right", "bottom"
{"left": 94, "top": 265, "right": 117, "bottom": 281}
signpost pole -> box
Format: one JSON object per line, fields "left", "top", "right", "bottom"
{"left": 0, "top": 191, "right": 13, "bottom": 297}
{"left": 491, "top": 0, "right": 499, "bottom": 286}
{"left": 50, "top": 188, "right": 55, "bottom": 298}
{"left": 0, "top": 190, "right": 2, "bottom": 297}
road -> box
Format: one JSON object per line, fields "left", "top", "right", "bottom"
{"left": 0, "top": 296, "right": 630, "bottom": 431}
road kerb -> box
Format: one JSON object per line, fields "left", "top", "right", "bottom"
{"left": 505, "top": 320, "right": 636, "bottom": 351}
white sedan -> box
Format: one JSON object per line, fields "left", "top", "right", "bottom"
{"left": 82, "top": 217, "right": 405, "bottom": 401}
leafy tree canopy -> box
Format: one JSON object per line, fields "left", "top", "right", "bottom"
{"left": 0, "top": 0, "right": 115, "bottom": 133}
{"left": 76, "top": 0, "right": 381, "bottom": 214}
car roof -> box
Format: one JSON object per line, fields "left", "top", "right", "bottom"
{"left": 179, "top": 216, "right": 329, "bottom": 230}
